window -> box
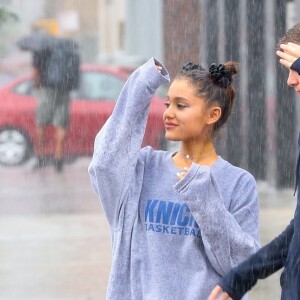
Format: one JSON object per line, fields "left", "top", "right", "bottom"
{"left": 13, "top": 80, "right": 34, "bottom": 96}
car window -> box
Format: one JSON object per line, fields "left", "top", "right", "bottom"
{"left": 77, "top": 71, "right": 125, "bottom": 101}
{"left": 13, "top": 80, "right": 34, "bottom": 95}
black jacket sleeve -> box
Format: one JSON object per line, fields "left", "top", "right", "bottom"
{"left": 219, "top": 219, "right": 294, "bottom": 300}
{"left": 290, "top": 57, "right": 300, "bottom": 74}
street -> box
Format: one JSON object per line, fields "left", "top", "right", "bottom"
{"left": 0, "top": 157, "right": 296, "bottom": 300}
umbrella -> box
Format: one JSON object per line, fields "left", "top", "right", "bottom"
{"left": 16, "top": 32, "right": 78, "bottom": 53}
{"left": 16, "top": 32, "right": 59, "bottom": 52}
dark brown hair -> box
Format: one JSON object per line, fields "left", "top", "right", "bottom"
{"left": 176, "top": 61, "right": 238, "bottom": 131}
{"left": 280, "top": 23, "right": 300, "bottom": 46}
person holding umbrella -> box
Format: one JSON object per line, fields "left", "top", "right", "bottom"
{"left": 17, "top": 32, "right": 80, "bottom": 172}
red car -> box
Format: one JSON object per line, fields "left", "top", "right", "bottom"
{"left": 0, "top": 64, "right": 169, "bottom": 166}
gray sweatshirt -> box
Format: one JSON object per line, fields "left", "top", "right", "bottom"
{"left": 88, "top": 58, "right": 260, "bottom": 300}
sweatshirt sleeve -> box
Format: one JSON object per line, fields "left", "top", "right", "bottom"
{"left": 88, "top": 58, "right": 170, "bottom": 229}
{"left": 174, "top": 163, "right": 260, "bottom": 276}
{"left": 219, "top": 220, "right": 294, "bottom": 299}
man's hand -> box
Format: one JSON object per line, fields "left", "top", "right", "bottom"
{"left": 276, "top": 42, "right": 300, "bottom": 69}
{"left": 207, "top": 285, "right": 233, "bottom": 300}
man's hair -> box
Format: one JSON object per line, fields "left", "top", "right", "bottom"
{"left": 280, "top": 23, "right": 300, "bottom": 45}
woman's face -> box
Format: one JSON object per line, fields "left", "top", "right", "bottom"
{"left": 163, "top": 78, "right": 220, "bottom": 143}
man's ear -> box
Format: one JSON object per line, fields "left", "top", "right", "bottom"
{"left": 207, "top": 106, "right": 222, "bottom": 125}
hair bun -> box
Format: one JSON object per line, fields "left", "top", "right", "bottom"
{"left": 209, "top": 63, "right": 233, "bottom": 88}
{"left": 182, "top": 62, "right": 205, "bottom": 72}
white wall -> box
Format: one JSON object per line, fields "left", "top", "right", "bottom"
{"left": 97, "top": 0, "right": 125, "bottom": 63}
{"left": 97, "top": 0, "right": 163, "bottom": 67}
{"left": 8, "top": 0, "right": 47, "bottom": 34}
{"left": 124, "top": 0, "right": 163, "bottom": 65}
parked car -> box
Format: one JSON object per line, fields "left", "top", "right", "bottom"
{"left": 0, "top": 64, "right": 169, "bottom": 166}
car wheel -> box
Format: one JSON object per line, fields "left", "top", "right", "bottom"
{"left": 0, "top": 128, "right": 32, "bottom": 166}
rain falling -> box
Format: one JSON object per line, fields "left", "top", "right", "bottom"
{"left": 0, "top": 0, "right": 298, "bottom": 299}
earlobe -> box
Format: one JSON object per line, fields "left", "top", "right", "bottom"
{"left": 207, "top": 107, "right": 222, "bottom": 125}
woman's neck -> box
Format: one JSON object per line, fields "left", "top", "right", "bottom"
{"left": 173, "top": 141, "right": 218, "bottom": 167}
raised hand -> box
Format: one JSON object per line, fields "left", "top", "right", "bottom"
{"left": 276, "top": 42, "right": 300, "bottom": 69}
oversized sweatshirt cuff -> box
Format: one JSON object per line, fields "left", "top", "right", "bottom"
{"left": 173, "top": 163, "right": 209, "bottom": 193}
{"left": 140, "top": 57, "right": 170, "bottom": 90}
{"left": 291, "top": 57, "right": 300, "bottom": 74}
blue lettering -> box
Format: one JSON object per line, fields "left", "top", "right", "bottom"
{"left": 190, "top": 229, "right": 196, "bottom": 236}
{"left": 145, "top": 199, "right": 201, "bottom": 238}
{"left": 156, "top": 224, "right": 162, "bottom": 232}
{"left": 145, "top": 199, "right": 158, "bottom": 222}
{"left": 170, "top": 203, "right": 181, "bottom": 225}
{"left": 177, "top": 204, "right": 190, "bottom": 226}
{"left": 162, "top": 225, "right": 169, "bottom": 233}
{"left": 178, "top": 227, "right": 185, "bottom": 235}
{"left": 156, "top": 201, "right": 174, "bottom": 224}
{"left": 148, "top": 223, "right": 155, "bottom": 231}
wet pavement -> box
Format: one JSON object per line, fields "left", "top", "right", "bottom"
{"left": 0, "top": 157, "right": 296, "bottom": 300}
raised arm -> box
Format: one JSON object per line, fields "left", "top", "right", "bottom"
{"left": 88, "top": 58, "right": 170, "bottom": 229}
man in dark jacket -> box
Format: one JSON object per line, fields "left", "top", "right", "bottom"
{"left": 32, "top": 49, "right": 70, "bottom": 172}
{"left": 32, "top": 43, "right": 79, "bottom": 172}
{"left": 208, "top": 23, "right": 300, "bottom": 300}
